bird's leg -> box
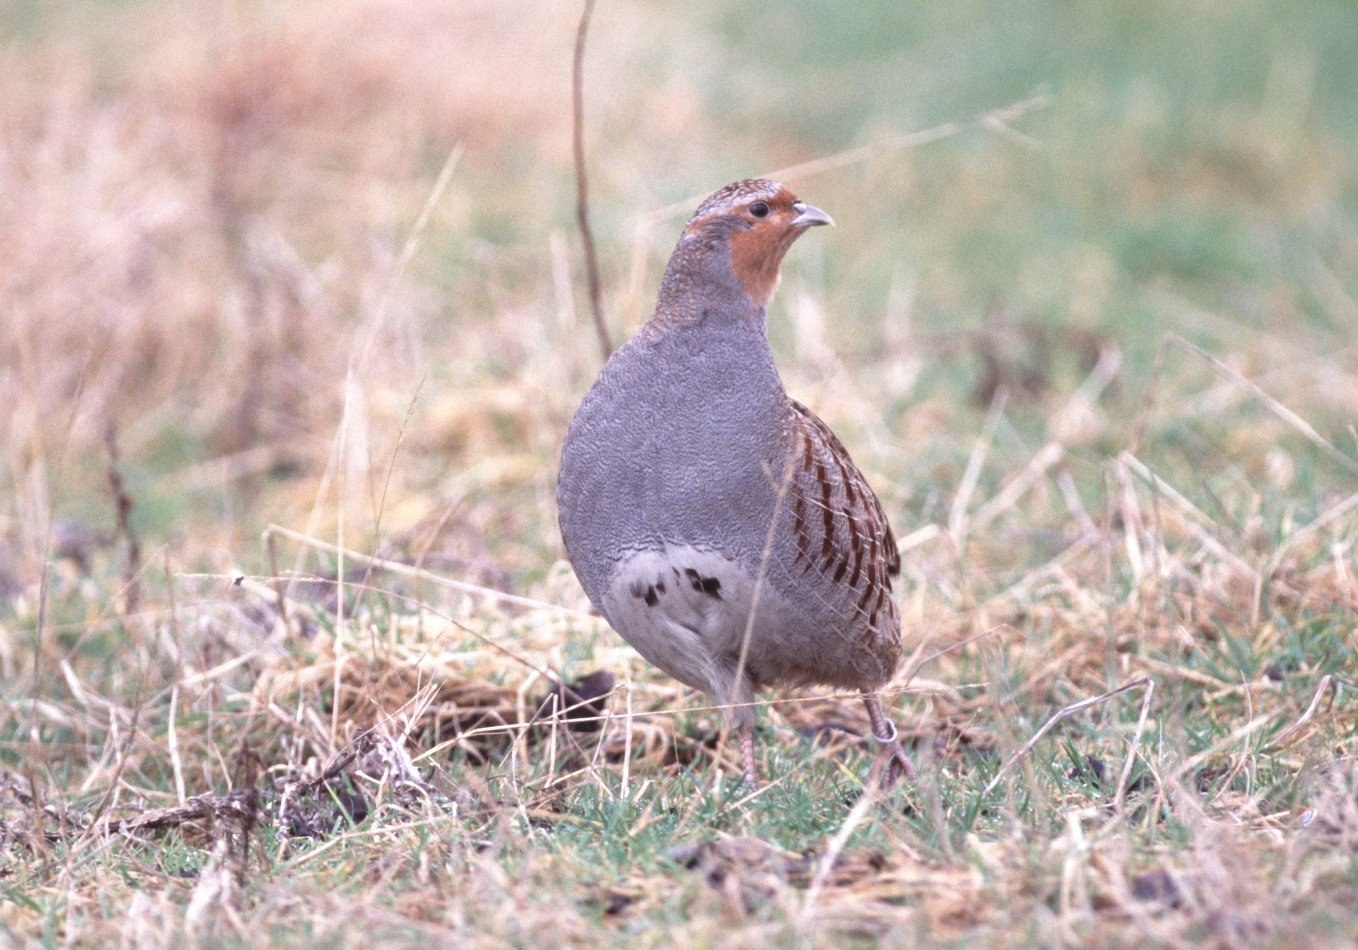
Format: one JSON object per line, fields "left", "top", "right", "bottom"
{"left": 862, "top": 693, "right": 917, "bottom": 788}
{"left": 737, "top": 723, "right": 760, "bottom": 788}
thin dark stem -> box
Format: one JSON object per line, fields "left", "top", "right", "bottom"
{"left": 572, "top": 0, "right": 613, "bottom": 361}
{"left": 105, "top": 424, "right": 142, "bottom": 613}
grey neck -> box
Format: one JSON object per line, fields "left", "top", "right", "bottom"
{"left": 649, "top": 231, "right": 762, "bottom": 332}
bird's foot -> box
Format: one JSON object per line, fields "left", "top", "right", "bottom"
{"left": 738, "top": 725, "right": 760, "bottom": 788}
{"left": 868, "top": 718, "right": 917, "bottom": 789}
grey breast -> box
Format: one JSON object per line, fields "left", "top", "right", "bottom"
{"left": 557, "top": 314, "right": 792, "bottom": 612}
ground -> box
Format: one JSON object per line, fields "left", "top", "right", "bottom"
{"left": 1, "top": 0, "right": 1356, "bottom": 945}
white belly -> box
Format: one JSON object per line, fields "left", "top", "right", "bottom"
{"left": 600, "top": 547, "right": 760, "bottom": 720}
{"left": 601, "top": 545, "right": 851, "bottom": 729}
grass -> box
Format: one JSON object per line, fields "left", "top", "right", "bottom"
{"left": 2, "top": 0, "right": 1357, "bottom": 944}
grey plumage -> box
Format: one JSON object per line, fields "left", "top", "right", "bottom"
{"left": 557, "top": 178, "right": 915, "bottom": 786}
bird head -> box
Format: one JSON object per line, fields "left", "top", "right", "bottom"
{"left": 679, "top": 178, "right": 833, "bottom": 309}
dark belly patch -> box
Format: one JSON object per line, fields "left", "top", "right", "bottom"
{"left": 629, "top": 578, "right": 661, "bottom": 606}
{"left": 683, "top": 567, "right": 722, "bottom": 599}
{"left": 629, "top": 564, "right": 722, "bottom": 608}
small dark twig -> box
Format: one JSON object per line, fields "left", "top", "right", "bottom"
{"left": 71, "top": 790, "right": 260, "bottom": 840}
{"left": 572, "top": 0, "right": 613, "bottom": 361}
{"left": 289, "top": 734, "right": 375, "bottom": 798}
{"left": 104, "top": 424, "right": 142, "bottom": 613}
{"left": 233, "top": 742, "right": 264, "bottom": 879}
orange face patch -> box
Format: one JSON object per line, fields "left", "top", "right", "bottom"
{"left": 678, "top": 179, "right": 825, "bottom": 308}
{"left": 725, "top": 187, "right": 803, "bottom": 307}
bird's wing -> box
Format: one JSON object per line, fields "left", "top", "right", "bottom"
{"left": 784, "top": 400, "right": 900, "bottom": 631}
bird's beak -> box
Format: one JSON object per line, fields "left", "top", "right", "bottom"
{"left": 791, "top": 201, "right": 834, "bottom": 228}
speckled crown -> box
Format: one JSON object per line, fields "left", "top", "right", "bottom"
{"left": 688, "top": 178, "right": 782, "bottom": 222}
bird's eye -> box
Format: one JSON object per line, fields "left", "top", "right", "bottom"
{"left": 749, "top": 201, "right": 770, "bottom": 218}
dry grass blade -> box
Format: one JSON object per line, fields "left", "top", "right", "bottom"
{"left": 983, "top": 677, "right": 1154, "bottom": 798}
{"left": 1118, "top": 452, "right": 1258, "bottom": 578}
{"left": 284, "top": 815, "right": 452, "bottom": 870}
{"left": 645, "top": 93, "right": 1052, "bottom": 222}
{"left": 1269, "top": 490, "right": 1358, "bottom": 567}
{"left": 263, "top": 524, "right": 595, "bottom": 618}
{"left": 971, "top": 441, "right": 1065, "bottom": 531}
{"left": 1114, "top": 678, "right": 1156, "bottom": 813}
{"left": 798, "top": 786, "right": 878, "bottom": 928}
{"left": 1168, "top": 334, "right": 1358, "bottom": 480}
{"left": 1173, "top": 712, "right": 1281, "bottom": 778}
{"left": 950, "top": 389, "right": 1008, "bottom": 548}
{"left": 353, "top": 144, "right": 464, "bottom": 371}
{"left": 1267, "top": 675, "right": 1337, "bottom": 751}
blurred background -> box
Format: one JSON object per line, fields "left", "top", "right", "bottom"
{"left": 1, "top": 0, "right": 1356, "bottom": 617}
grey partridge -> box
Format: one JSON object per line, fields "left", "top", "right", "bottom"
{"left": 557, "top": 179, "right": 915, "bottom": 787}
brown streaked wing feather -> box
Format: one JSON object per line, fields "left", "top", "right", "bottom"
{"left": 788, "top": 401, "right": 901, "bottom": 603}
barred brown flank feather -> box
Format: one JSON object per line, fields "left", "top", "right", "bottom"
{"left": 841, "top": 458, "right": 859, "bottom": 505}
{"left": 855, "top": 573, "right": 876, "bottom": 616}
{"left": 833, "top": 544, "right": 851, "bottom": 583}
{"left": 847, "top": 515, "right": 865, "bottom": 588}
{"left": 791, "top": 401, "right": 899, "bottom": 578}
{"left": 785, "top": 400, "right": 900, "bottom": 631}
{"left": 816, "top": 457, "right": 835, "bottom": 560}
{"left": 866, "top": 530, "right": 879, "bottom": 574}
{"left": 829, "top": 439, "right": 857, "bottom": 504}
